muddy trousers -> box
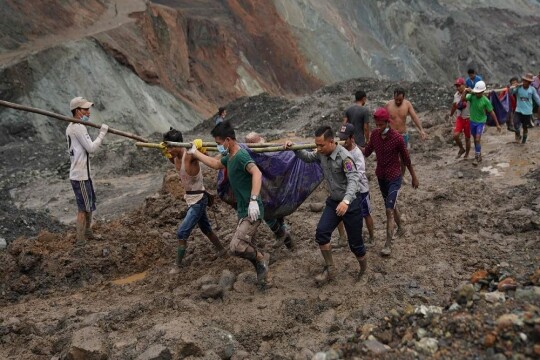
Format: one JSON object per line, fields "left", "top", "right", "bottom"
{"left": 230, "top": 218, "right": 262, "bottom": 262}
{"left": 315, "top": 197, "right": 366, "bottom": 257}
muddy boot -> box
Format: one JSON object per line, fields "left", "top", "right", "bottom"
{"left": 283, "top": 232, "right": 295, "bottom": 250}
{"left": 76, "top": 222, "right": 87, "bottom": 247}
{"left": 255, "top": 253, "right": 270, "bottom": 286}
{"left": 472, "top": 154, "right": 479, "bottom": 166}
{"left": 315, "top": 249, "right": 335, "bottom": 285}
{"left": 380, "top": 240, "right": 392, "bottom": 257}
{"left": 207, "top": 232, "right": 227, "bottom": 258}
{"left": 357, "top": 256, "right": 367, "bottom": 279}
{"left": 272, "top": 224, "right": 291, "bottom": 249}
{"left": 395, "top": 226, "right": 406, "bottom": 238}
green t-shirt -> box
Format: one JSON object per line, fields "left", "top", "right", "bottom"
{"left": 465, "top": 93, "right": 493, "bottom": 123}
{"left": 221, "top": 148, "right": 264, "bottom": 220}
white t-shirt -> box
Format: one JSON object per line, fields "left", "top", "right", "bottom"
{"left": 66, "top": 123, "right": 105, "bottom": 180}
{"left": 453, "top": 91, "right": 470, "bottom": 118}
{"left": 349, "top": 146, "right": 369, "bottom": 193}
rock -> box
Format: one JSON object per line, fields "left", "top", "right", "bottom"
{"left": 323, "top": 349, "right": 340, "bottom": 360}
{"left": 364, "top": 339, "right": 388, "bottom": 355}
{"left": 483, "top": 332, "right": 497, "bottom": 347}
{"left": 415, "top": 305, "right": 443, "bottom": 317}
{"left": 295, "top": 348, "right": 314, "bottom": 360}
{"left": 231, "top": 350, "right": 251, "bottom": 360}
{"left": 496, "top": 314, "right": 523, "bottom": 329}
{"left": 67, "top": 326, "right": 108, "bottom": 360}
{"left": 448, "top": 302, "right": 461, "bottom": 312}
{"left": 515, "top": 287, "right": 540, "bottom": 301}
{"left": 457, "top": 171, "right": 463, "bottom": 178}
{"left": 417, "top": 328, "right": 427, "bottom": 339}
{"left": 233, "top": 272, "right": 257, "bottom": 293}
{"left": 317, "top": 309, "right": 338, "bottom": 333}
{"left": 0, "top": 237, "right": 6, "bottom": 249}
{"left": 309, "top": 203, "right": 325, "bottom": 212}
{"left": 497, "top": 278, "right": 517, "bottom": 292}
{"left": 455, "top": 283, "right": 475, "bottom": 305}
{"left": 196, "top": 275, "right": 217, "bottom": 288}
{"left": 484, "top": 291, "right": 506, "bottom": 304}
{"left": 311, "top": 352, "right": 327, "bottom": 360}
{"left": 136, "top": 345, "right": 172, "bottom": 360}
{"left": 414, "top": 337, "right": 438, "bottom": 355}
{"left": 359, "top": 323, "right": 376, "bottom": 340}
{"left": 219, "top": 270, "right": 236, "bottom": 291}
{"left": 200, "top": 284, "right": 223, "bottom": 299}
{"left": 471, "top": 269, "right": 488, "bottom": 283}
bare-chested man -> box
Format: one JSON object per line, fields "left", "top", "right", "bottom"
{"left": 386, "top": 87, "right": 426, "bottom": 178}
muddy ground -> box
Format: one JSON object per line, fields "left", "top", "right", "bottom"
{"left": 0, "top": 78, "right": 539, "bottom": 359}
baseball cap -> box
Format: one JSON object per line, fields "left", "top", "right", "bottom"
{"left": 373, "top": 107, "right": 390, "bottom": 121}
{"left": 338, "top": 123, "right": 355, "bottom": 140}
{"left": 454, "top": 78, "right": 465, "bottom": 86}
{"left": 70, "top": 97, "right": 94, "bottom": 111}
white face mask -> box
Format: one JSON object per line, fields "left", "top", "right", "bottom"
{"left": 382, "top": 127, "right": 390, "bottom": 135}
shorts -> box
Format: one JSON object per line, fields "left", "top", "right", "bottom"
{"left": 230, "top": 218, "right": 261, "bottom": 255}
{"left": 177, "top": 193, "right": 213, "bottom": 240}
{"left": 359, "top": 192, "right": 372, "bottom": 218}
{"left": 470, "top": 122, "right": 485, "bottom": 137}
{"left": 454, "top": 116, "right": 471, "bottom": 138}
{"left": 71, "top": 179, "right": 96, "bottom": 213}
{"left": 402, "top": 133, "right": 410, "bottom": 149}
{"left": 514, "top": 112, "right": 532, "bottom": 130}
{"left": 378, "top": 177, "right": 402, "bottom": 209}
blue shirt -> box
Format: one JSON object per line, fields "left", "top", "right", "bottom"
{"left": 511, "top": 86, "right": 540, "bottom": 115}
{"left": 465, "top": 75, "right": 482, "bottom": 89}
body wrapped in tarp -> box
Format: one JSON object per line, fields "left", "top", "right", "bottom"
{"left": 217, "top": 145, "right": 324, "bottom": 220}
{"left": 488, "top": 91, "right": 510, "bottom": 126}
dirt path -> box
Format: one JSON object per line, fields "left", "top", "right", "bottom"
{"left": 0, "top": 0, "right": 147, "bottom": 67}
{"left": 1, "top": 120, "right": 539, "bottom": 359}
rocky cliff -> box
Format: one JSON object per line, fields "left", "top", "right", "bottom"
{"left": 1, "top": 0, "right": 539, "bottom": 145}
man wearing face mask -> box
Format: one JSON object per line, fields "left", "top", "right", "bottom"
{"left": 188, "top": 121, "right": 271, "bottom": 288}
{"left": 66, "top": 97, "right": 109, "bottom": 246}
{"left": 362, "top": 108, "right": 419, "bottom": 257}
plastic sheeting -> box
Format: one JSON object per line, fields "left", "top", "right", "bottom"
{"left": 217, "top": 145, "right": 324, "bottom": 220}
{"left": 488, "top": 91, "right": 510, "bottom": 126}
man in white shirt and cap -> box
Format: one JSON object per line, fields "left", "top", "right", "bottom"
{"left": 66, "top": 97, "right": 109, "bottom": 245}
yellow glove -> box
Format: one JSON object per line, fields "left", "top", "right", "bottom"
{"left": 192, "top": 139, "right": 206, "bottom": 154}
{"left": 159, "top": 142, "right": 172, "bottom": 159}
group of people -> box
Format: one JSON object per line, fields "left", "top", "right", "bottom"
{"left": 64, "top": 67, "right": 539, "bottom": 289}
{"left": 450, "top": 69, "right": 540, "bottom": 163}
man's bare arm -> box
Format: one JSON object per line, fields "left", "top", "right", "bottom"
{"left": 191, "top": 150, "right": 225, "bottom": 170}
{"left": 408, "top": 102, "right": 426, "bottom": 140}
{"left": 246, "top": 163, "right": 262, "bottom": 197}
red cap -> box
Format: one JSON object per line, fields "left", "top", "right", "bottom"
{"left": 454, "top": 77, "right": 465, "bottom": 86}
{"left": 373, "top": 107, "right": 390, "bottom": 121}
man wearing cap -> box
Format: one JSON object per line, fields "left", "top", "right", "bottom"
{"left": 511, "top": 73, "right": 540, "bottom": 143}
{"left": 449, "top": 78, "right": 471, "bottom": 159}
{"left": 362, "top": 108, "right": 419, "bottom": 257}
{"left": 462, "top": 81, "right": 501, "bottom": 164}
{"left": 284, "top": 126, "right": 367, "bottom": 284}
{"left": 337, "top": 123, "right": 375, "bottom": 245}
{"left": 66, "top": 97, "right": 109, "bottom": 245}
{"left": 343, "top": 90, "right": 370, "bottom": 147}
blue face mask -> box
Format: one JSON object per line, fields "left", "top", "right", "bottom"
{"left": 217, "top": 144, "right": 228, "bottom": 156}
{"left": 81, "top": 115, "right": 90, "bottom": 122}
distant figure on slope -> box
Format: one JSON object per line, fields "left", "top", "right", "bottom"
{"left": 162, "top": 128, "right": 226, "bottom": 274}
{"left": 511, "top": 73, "right": 540, "bottom": 143}
{"left": 66, "top": 97, "right": 109, "bottom": 246}
{"left": 362, "top": 108, "right": 419, "bottom": 257}
{"left": 465, "top": 68, "right": 483, "bottom": 89}
{"left": 462, "top": 81, "right": 501, "bottom": 165}
{"left": 449, "top": 78, "right": 471, "bottom": 159}
{"left": 214, "top": 107, "right": 227, "bottom": 125}
{"left": 343, "top": 90, "right": 370, "bottom": 147}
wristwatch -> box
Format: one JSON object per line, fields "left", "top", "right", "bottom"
{"left": 250, "top": 195, "right": 258, "bottom": 201}
{"left": 343, "top": 199, "right": 350, "bottom": 205}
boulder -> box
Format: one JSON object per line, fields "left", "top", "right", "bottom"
{"left": 201, "top": 284, "right": 224, "bottom": 299}
{"left": 364, "top": 339, "right": 389, "bottom": 355}
{"left": 136, "top": 345, "right": 172, "bottom": 360}
{"left": 219, "top": 270, "right": 236, "bottom": 291}
{"left": 67, "top": 326, "right": 108, "bottom": 360}
{"left": 415, "top": 337, "right": 438, "bottom": 355}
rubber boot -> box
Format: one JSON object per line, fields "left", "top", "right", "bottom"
{"left": 357, "top": 256, "right": 367, "bottom": 279}
{"left": 255, "top": 253, "right": 270, "bottom": 286}
{"left": 84, "top": 212, "right": 93, "bottom": 239}
{"left": 207, "top": 232, "right": 227, "bottom": 257}
{"left": 175, "top": 245, "right": 186, "bottom": 267}
{"left": 315, "top": 249, "right": 335, "bottom": 285}
{"left": 76, "top": 220, "right": 87, "bottom": 247}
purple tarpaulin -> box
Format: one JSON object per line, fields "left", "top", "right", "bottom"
{"left": 217, "top": 145, "right": 324, "bottom": 220}
{"left": 488, "top": 91, "right": 510, "bottom": 126}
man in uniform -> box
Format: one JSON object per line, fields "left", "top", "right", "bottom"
{"left": 66, "top": 97, "right": 108, "bottom": 246}
{"left": 285, "top": 126, "right": 367, "bottom": 284}
{"left": 189, "top": 121, "right": 271, "bottom": 287}
{"left": 162, "top": 128, "right": 226, "bottom": 274}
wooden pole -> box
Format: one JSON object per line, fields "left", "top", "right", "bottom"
{"left": 0, "top": 99, "right": 149, "bottom": 143}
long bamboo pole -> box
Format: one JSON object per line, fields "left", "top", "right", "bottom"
{"left": 0, "top": 99, "right": 149, "bottom": 143}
